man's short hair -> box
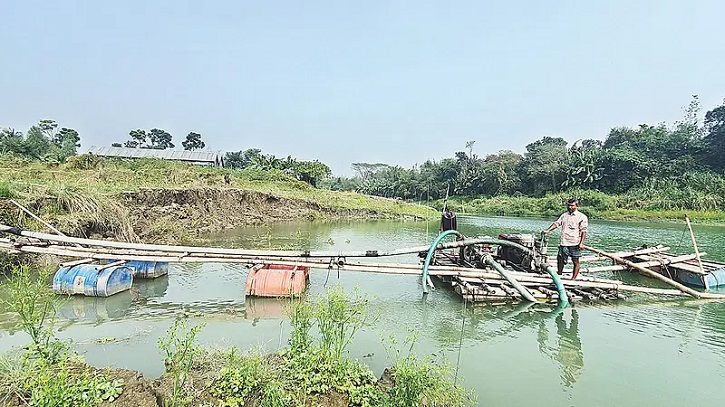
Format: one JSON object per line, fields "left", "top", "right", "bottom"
{"left": 567, "top": 198, "right": 578, "bottom": 205}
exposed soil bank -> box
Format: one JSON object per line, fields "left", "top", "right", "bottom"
{"left": 124, "top": 188, "right": 421, "bottom": 242}
{"left": 1, "top": 187, "right": 430, "bottom": 244}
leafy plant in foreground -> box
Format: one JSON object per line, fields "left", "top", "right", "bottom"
{"left": 3, "top": 264, "right": 67, "bottom": 361}
{"left": 383, "top": 331, "right": 475, "bottom": 407}
{"left": 158, "top": 317, "right": 205, "bottom": 407}
{"left": 1, "top": 264, "right": 124, "bottom": 406}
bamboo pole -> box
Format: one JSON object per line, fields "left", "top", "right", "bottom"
{"left": 8, "top": 200, "right": 85, "bottom": 248}
{"left": 584, "top": 245, "right": 725, "bottom": 299}
{"left": 550, "top": 245, "right": 670, "bottom": 264}
{"left": 9, "top": 199, "right": 67, "bottom": 237}
{"left": 60, "top": 258, "right": 95, "bottom": 267}
{"left": 685, "top": 214, "right": 707, "bottom": 291}
{"left": 96, "top": 260, "right": 127, "bottom": 271}
{"left": 0, "top": 224, "right": 529, "bottom": 259}
{"left": 3, "top": 238, "right": 719, "bottom": 299}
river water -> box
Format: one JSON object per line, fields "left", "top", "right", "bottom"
{"left": 2, "top": 215, "right": 725, "bottom": 406}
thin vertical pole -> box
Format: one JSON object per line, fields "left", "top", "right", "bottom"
{"left": 684, "top": 214, "right": 708, "bottom": 291}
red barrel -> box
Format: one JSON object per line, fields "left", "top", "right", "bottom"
{"left": 245, "top": 264, "right": 310, "bottom": 297}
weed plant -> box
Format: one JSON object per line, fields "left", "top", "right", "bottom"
{"left": 210, "top": 286, "right": 474, "bottom": 407}
{"left": 158, "top": 317, "right": 206, "bottom": 407}
{"left": 383, "top": 331, "right": 475, "bottom": 406}
{"left": 0, "top": 264, "right": 123, "bottom": 405}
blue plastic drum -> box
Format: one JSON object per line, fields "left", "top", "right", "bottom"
{"left": 123, "top": 261, "right": 169, "bottom": 278}
{"left": 53, "top": 264, "right": 133, "bottom": 297}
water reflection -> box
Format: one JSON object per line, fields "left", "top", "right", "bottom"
{"left": 538, "top": 307, "right": 584, "bottom": 388}
{"left": 245, "top": 297, "right": 291, "bottom": 321}
{"left": 56, "top": 276, "right": 170, "bottom": 325}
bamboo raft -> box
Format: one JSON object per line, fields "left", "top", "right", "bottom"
{"left": 2, "top": 222, "right": 725, "bottom": 304}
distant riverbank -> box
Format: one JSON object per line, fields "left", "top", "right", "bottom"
{"left": 440, "top": 193, "right": 725, "bottom": 225}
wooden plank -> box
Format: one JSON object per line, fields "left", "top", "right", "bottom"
{"left": 549, "top": 245, "right": 670, "bottom": 263}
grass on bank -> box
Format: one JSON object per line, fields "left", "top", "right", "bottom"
{"left": 442, "top": 188, "right": 725, "bottom": 224}
{"left": 0, "top": 154, "right": 436, "bottom": 241}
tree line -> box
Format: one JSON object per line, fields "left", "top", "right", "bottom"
{"left": 224, "top": 148, "right": 332, "bottom": 187}
{"left": 3, "top": 96, "right": 723, "bottom": 196}
{"left": 0, "top": 120, "right": 331, "bottom": 187}
{"left": 323, "top": 97, "right": 725, "bottom": 202}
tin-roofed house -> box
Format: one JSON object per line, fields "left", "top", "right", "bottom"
{"left": 86, "top": 146, "right": 225, "bottom": 167}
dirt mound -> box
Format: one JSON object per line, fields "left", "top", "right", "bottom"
{"left": 121, "top": 188, "right": 382, "bottom": 242}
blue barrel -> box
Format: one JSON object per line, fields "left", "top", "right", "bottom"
{"left": 53, "top": 265, "right": 133, "bottom": 297}
{"left": 123, "top": 261, "right": 169, "bottom": 278}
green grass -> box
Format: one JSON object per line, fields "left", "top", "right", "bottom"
{"left": 442, "top": 188, "right": 725, "bottom": 224}
{"left": 0, "top": 155, "right": 435, "bottom": 217}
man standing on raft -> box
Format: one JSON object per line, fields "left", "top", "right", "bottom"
{"left": 543, "top": 198, "right": 588, "bottom": 280}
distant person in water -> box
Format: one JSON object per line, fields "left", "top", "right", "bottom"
{"left": 543, "top": 198, "right": 588, "bottom": 280}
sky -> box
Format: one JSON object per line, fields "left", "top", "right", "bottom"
{"left": 2, "top": 1, "right": 724, "bottom": 176}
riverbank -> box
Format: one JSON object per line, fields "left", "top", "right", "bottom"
{"left": 442, "top": 192, "right": 725, "bottom": 224}
{"left": 0, "top": 155, "right": 436, "bottom": 244}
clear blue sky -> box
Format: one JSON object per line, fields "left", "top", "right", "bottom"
{"left": 2, "top": 1, "right": 724, "bottom": 176}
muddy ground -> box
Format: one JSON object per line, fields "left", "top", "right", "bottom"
{"left": 1, "top": 187, "right": 422, "bottom": 244}
{"left": 123, "top": 188, "right": 391, "bottom": 242}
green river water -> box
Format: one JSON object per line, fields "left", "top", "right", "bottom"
{"left": 2, "top": 215, "right": 725, "bottom": 406}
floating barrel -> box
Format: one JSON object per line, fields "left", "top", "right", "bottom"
{"left": 123, "top": 261, "right": 169, "bottom": 278}
{"left": 53, "top": 265, "right": 133, "bottom": 297}
{"left": 245, "top": 264, "right": 310, "bottom": 298}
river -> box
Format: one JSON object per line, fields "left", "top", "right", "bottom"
{"left": 1, "top": 215, "right": 725, "bottom": 406}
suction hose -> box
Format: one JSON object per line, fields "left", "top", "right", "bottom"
{"left": 421, "top": 229, "right": 463, "bottom": 293}
{"left": 484, "top": 255, "right": 537, "bottom": 302}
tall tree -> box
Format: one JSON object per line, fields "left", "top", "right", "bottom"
{"left": 55, "top": 127, "right": 80, "bottom": 149}
{"left": 0, "top": 127, "right": 23, "bottom": 140}
{"left": 127, "top": 129, "right": 147, "bottom": 148}
{"left": 38, "top": 119, "right": 58, "bottom": 140}
{"left": 181, "top": 132, "right": 205, "bottom": 150}
{"left": 224, "top": 148, "right": 263, "bottom": 169}
{"left": 293, "top": 160, "right": 331, "bottom": 187}
{"left": 521, "top": 136, "right": 569, "bottom": 195}
{"left": 703, "top": 103, "right": 725, "bottom": 172}
{"left": 148, "top": 128, "right": 174, "bottom": 150}
{"left": 24, "top": 126, "right": 51, "bottom": 159}
{"left": 0, "top": 127, "right": 25, "bottom": 154}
